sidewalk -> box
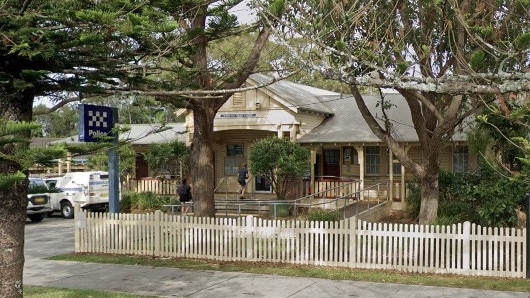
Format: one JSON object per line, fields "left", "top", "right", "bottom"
{"left": 24, "top": 218, "right": 530, "bottom": 298}
{"left": 24, "top": 258, "right": 530, "bottom": 298}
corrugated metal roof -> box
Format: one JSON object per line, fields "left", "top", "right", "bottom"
{"left": 51, "top": 123, "right": 186, "bottom": 145}
{"left": 297, "top": 93, "right": 472, "bottom": 144}
{"left": 249, "top": 73, "right": 336, "bottom": 115}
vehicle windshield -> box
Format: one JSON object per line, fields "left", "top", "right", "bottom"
{"left": 29, "top": 178, "right": 47, "bottom": 191}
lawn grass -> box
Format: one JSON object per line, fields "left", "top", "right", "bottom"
{"left": 48, "top": 253, "right": 530, "bottom": 293}
{"left": 25, "top": 285, "right": 155, "bottom": 297}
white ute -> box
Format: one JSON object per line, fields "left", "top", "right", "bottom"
{"left": 27, "top": 177, "right": 53, "bottom": 222}
{"left": 45, "top": 171, "right": 110, "bottom": 219}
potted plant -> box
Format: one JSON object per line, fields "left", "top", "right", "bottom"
{"left": 249, "top": 136, "right": 310, "bottom": 217}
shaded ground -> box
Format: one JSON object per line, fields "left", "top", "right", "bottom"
{"left": 379, "top": 212, "right": 417, "bottom": 224}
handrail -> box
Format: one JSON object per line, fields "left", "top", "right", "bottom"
{"left": 168, "top": 179, "right": 389, "bottom": 220}
{"left": 213, "top": 175, "right": 256, "bottom": 200}
{"left": 293, "top": 180, "right": 361, "bottom": 219}
{"left": 209, "top": 180, "right": 390, "bottom": 220}
{"left": 213, "top": 176, "right": 230, "bottom": 192}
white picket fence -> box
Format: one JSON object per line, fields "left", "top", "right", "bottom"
{"left": 74, "top": 210, "right": 527, "bottom": 278}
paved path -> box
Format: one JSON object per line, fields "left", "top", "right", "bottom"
{"left": 24, "top": 217, "right": 530, "bottom": 298}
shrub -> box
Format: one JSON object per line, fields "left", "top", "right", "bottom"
{"left": 120, "top": 192, "right": 178, "bottom": 213}
{"left": 303, "top": 208, "right": 340, "bottom": 222}
{"left": 249, "top": 136, "right": 310, "bottom": 200}
{"left": 405, "top": 169, "right": 527, "bottom": 227}
{"left": 120, "top": 192, "right": 133, "bottom": 213}
{"left": 405, "top": 181, "right": 421, "bottom": 218}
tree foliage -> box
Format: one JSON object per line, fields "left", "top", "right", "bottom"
{"left": 469, "top": 100, "right": 530, "bottom": 175}
{"left": 0, "top": 120, "right": 65, "bottom": 189}
{"left": 407, "top": 169, "right": 527, "bottom": 228}
{"left": 271, "top": 0, "right": 530, "bottom": 224}
{"left": 143, "top": 141, "right": 191, "bottom": 179}
{"left": 1, "top": 2, "right": 183, "bottom": 294}
{"left": 249, "top": 136, "right": 309, "bottom": 200}
{"left": 87, "top": 142, "right": 136, "bottom": 180}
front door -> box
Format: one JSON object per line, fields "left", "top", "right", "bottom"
{"left": 323, "top": 149, "right": 340, "bottom": 178}
{"left": 135, "top": 154, "right": 149, "bottom": 178}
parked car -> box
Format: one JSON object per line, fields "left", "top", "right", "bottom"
{"left": 27, "top": 178, "right": 52, "bottom": 222}
{"left": 44, "top": 171, "right": 110, "bottom": 219}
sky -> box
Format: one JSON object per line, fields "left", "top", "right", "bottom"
{"left": 231, "top": 0, "right": 256, "bottom": 24}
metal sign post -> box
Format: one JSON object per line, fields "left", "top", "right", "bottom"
{"left": 526, "top": 192, "right": 530, "bottom": 278}
{"left": 78, "top": 104, "right": 120, "bottom": 214}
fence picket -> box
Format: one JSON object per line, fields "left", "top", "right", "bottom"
{"left": 75, "top": 211, "right": 527, "bottom": 278}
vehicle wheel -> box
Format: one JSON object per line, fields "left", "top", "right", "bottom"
{"left": 28, "top": 214, "right": 45, "bottom": 222}
{"left": 61, "top": 202, "right": 74, "bottom": 219}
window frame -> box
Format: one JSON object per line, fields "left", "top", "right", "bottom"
{"left": 365, "top": 146, "right": 381, "bottom": 175}
{"left": 453, "top": 145, "right": 469, "bottom": 173}
{"left": 225, "top": 144, "right": 245, "bottom": 175}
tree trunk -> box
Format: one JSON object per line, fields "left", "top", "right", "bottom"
{"left": 0, "top": 188, "right": 27, "bottom": 297}
{"left": 190, "top": 104, "right": 217, "bottom": 217}
{"left": 0, "top": 91, "right": 33, "bottom": 297}
{"left": 418, "top": 172, "right": 439, "bottom": 225}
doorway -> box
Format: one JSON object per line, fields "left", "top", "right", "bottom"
{"left": 323, "top": 149, "right": 340, "bottom": 178}
{"left": 254, "top": 176, "right": 272, "bottom": 192}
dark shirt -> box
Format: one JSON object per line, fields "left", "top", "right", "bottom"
{"left": 177, "top": 183, "right": 191, "bottom": 201}
{"left": 238, "top": 167, "right": 248, "bottom": 183}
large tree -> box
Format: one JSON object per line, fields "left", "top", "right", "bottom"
{"left": 0, "top": 1, "right": 180, "bottom": 295}
{"left": 274, "top": 0, "right": 530, "bottom": 224}
{"left": 123, "top": 1, "right": 286, "bottom": 217}
{"left": 1, "top": 0, "right": 286, "bottom": 293}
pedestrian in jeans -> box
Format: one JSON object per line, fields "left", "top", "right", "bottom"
{"left": 177, "top": 178, "right": 192, "bottom": 215}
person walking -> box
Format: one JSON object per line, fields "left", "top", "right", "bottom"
{"left": 237, "top": 162, "right": 249, "bottom": 199}
{"left": 177, "top": 178, "right": 192, "bottom": 215}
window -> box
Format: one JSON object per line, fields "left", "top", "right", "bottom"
{"left": 225, "top": 144, "right": 245, "bottom": 175}
{"left": 227, "top": 144, "right": 244, "bottom": 156}
{"left": 365, "top": 146, "right": 380, "bottom": 175}
{"left": 324, "top": 150, "right": 340, "bottom": 165}
{"left": 453, "top": 145, "right": 469, "bottom": 173}
{"left": 387, "top": 160, "right": 402, "bottom": 176}
{"left": 343, "top": 147, "right": 358, "bottom": 164}
{"left": 385, "top": 148, "right": 401, "bottom": 176}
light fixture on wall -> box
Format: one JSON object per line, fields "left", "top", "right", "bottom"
{"left": 255, "top": 102, "right": 261, "bottom": 110}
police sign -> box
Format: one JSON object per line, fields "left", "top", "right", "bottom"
{"left": 78, "top": 104, "right": 118, "bottom": 142}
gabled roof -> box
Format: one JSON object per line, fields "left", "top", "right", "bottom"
{"left": 51, "top": 123, "right": 186, "bottom": 145}
{"left": 249, "top": 73, "right": 336, "bottom": 115}
{"left": 297, "top": 93, "right": 471, "bottom": 144}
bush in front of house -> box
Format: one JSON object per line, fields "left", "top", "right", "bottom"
{"left": 249, "top": 136, "right": 310, "bottom": 200}
{"left": 406, "top": 169, "right": 527, "bottom": 227}
{"left": 303, "top": 208, "right": 341, "bottom": 222}
{"left": 120, "top": 192, "right": 178, "bottom": 213}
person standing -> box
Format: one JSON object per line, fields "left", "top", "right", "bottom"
{"left": 177, "top": 178, "right": 192, "bottom": 215}
{"left": 237, "top": 162, "right": 249, "bottom": 199}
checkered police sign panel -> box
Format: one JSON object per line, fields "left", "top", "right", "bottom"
{"left": 78, "top": 104, "right": 117, "bottom": 142}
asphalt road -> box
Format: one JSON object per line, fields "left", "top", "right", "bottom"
{"left": 25, "top": 215, "right": 75, "bottom": 259}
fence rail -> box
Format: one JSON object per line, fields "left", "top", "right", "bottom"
{"left": 74, "top": 209, "right": 527, "bottom": 278}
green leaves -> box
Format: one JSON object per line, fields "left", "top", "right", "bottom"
{"left": 469, "top": 50, "right": 485, "bottom": 72}
{"left": 514, "top": 32, "right": 530, "bottom": 50}
{"left": 249, "top": 136, "right": 309, "bottom": 200}
{"left": 0, "top": 120, "right": 65, "bottom": 190}
{"left": 143, "top": 140, "right": 191, "bottom": 178}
